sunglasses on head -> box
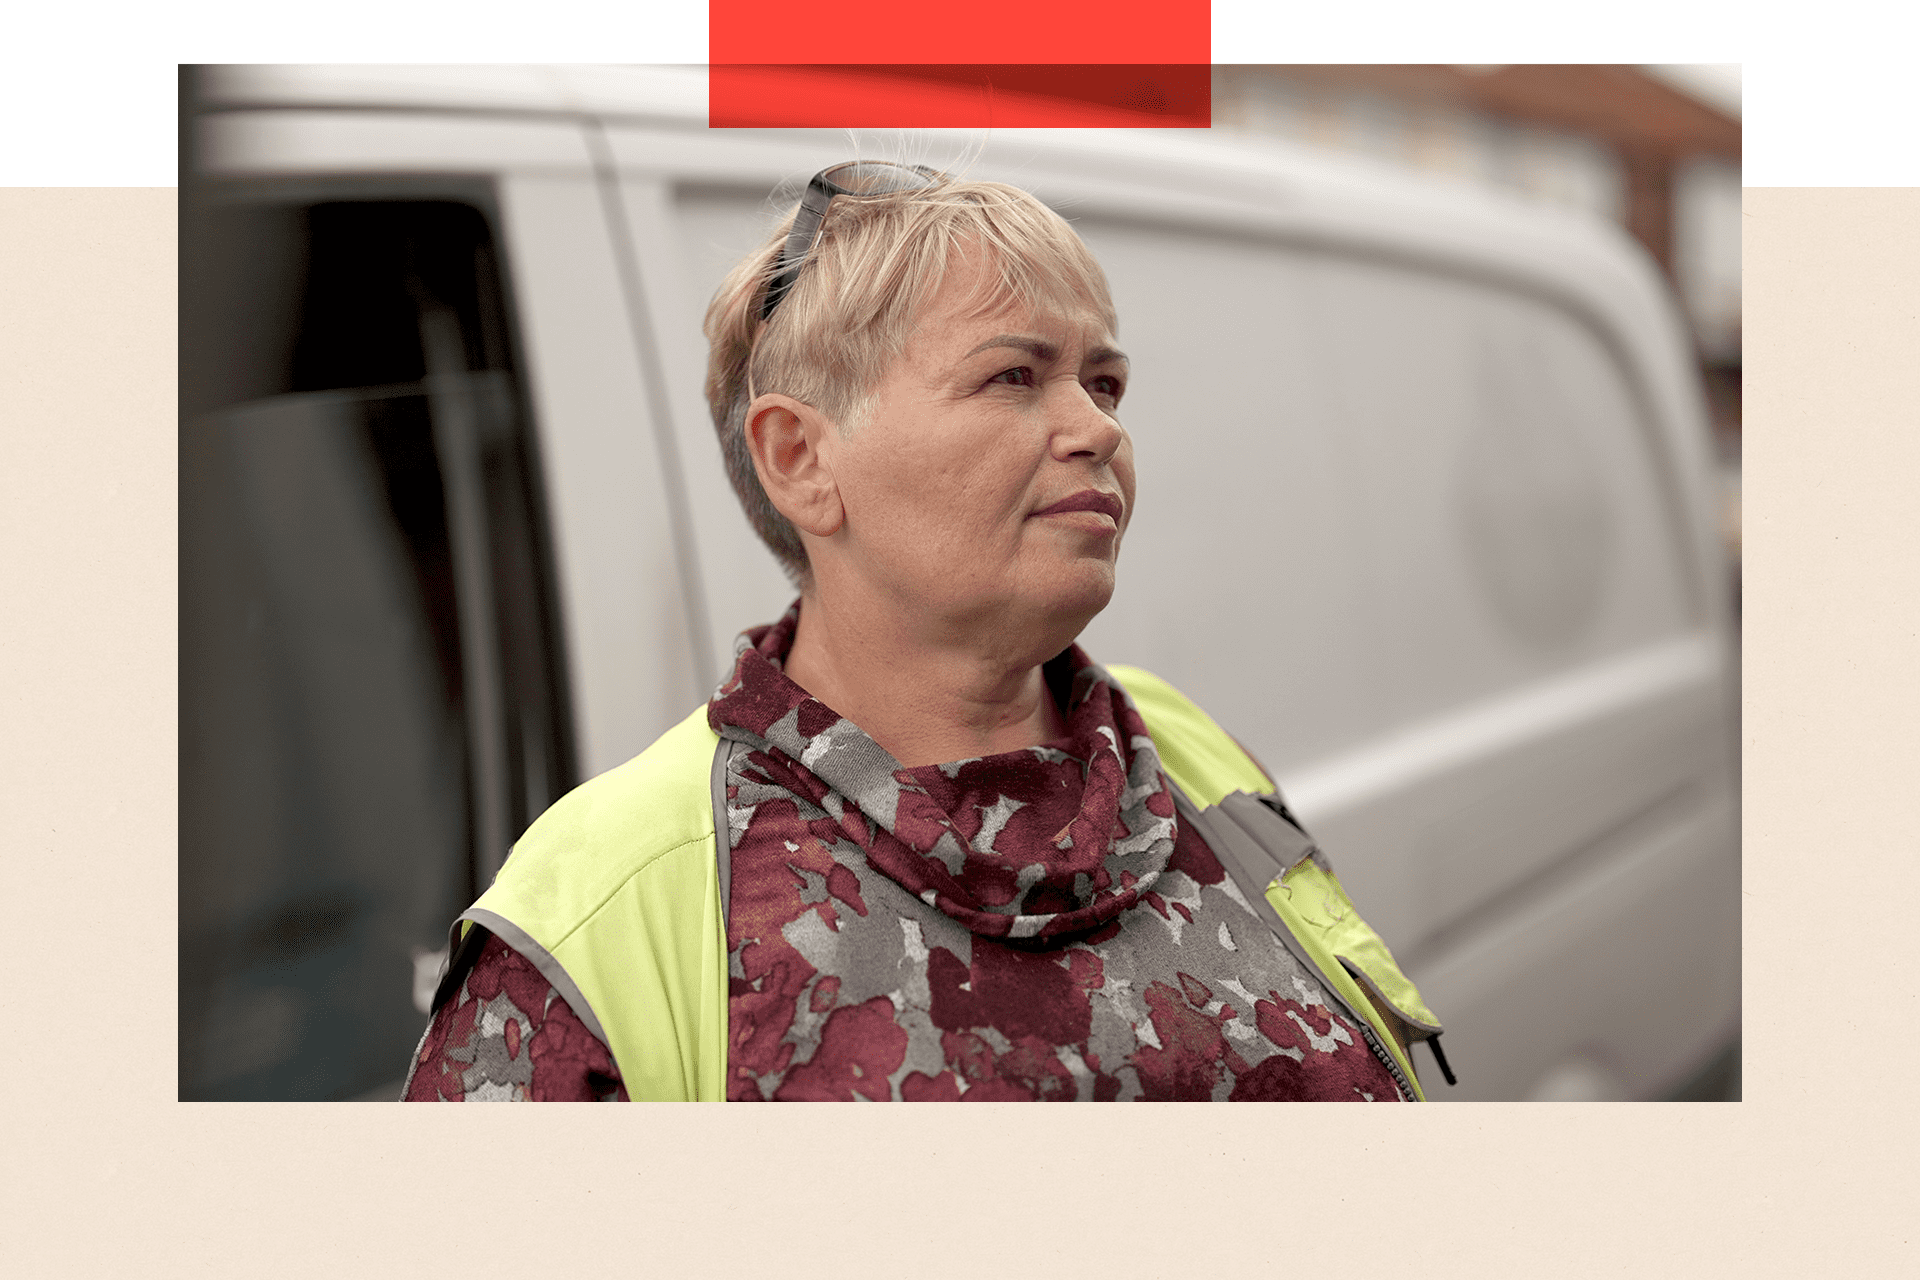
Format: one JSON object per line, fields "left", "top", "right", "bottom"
{"left": 759, "top": 160, "right": 945, "bottom": 322}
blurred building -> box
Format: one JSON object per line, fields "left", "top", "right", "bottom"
{"left": 1212, "top": 65, "right": 1742, "bottom": 558}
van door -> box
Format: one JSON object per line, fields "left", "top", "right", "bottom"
{"left": 183, "top": 109, "right": 707, "bottom": 1098}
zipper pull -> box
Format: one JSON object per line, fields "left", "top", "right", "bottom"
{"left": 1428, "top": 1034, "right": 1458, "bottom": 1086}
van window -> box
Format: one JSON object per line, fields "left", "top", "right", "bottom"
{"left": 180, "top": 198, "right": 574, "bottom": 1100}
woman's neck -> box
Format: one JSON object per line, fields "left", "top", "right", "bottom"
{"left": 781, "top": 591, "right": 1069, "bottom": 768}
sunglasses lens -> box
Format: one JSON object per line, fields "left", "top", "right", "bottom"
{"left": 762, "top": 162, "right": 941, "bottom": 321}
{"left": 822, "top": 161, "right": 938, "bottom": 195}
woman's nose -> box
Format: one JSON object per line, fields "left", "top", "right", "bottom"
{"left": 1050, "top": 384, "right": 1125, "bottom": 465}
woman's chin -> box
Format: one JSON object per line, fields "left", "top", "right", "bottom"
{"left": 893, "top": 557, "right": 1119, "bottom": 659}
{"left": 1016, "top": 561, "right": 1118, "bottom": 640}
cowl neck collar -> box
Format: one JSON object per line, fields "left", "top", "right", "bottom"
{"left": 707, "top": 600, "right": 1178, "bottom": 940}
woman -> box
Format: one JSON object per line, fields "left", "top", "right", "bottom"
{"left": 403, "top": 162, "right": 1445, "bottom": 1101}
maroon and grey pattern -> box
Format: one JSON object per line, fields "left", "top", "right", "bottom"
{"left": 710, "top": 609, "right": 1175, "bottom": 942}
{"left": 718, "top": 603, "right": 1404, "bottom": 1102}
{"left": 402, "top": 932, "right": 626, "bottom": 1102}
{"left": 401, "top": 602, "right": 1406, "bottom": 1102}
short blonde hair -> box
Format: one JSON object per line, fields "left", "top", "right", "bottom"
{"left": 702, "top": 173, "right": 1117, "bottom": 585}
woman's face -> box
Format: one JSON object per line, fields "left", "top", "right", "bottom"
{"left": 818, "top": 248, "right": 1135, "bottom": 659}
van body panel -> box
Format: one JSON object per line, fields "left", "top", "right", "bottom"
{"left": 202, "top": 63, "right": 712, "bottom": 125}
{"left": 613, "top": 170, "right": 801, "bottom": 680}
{"left": 1407, "top": 780, "right": 1740, "bottom": 1100}
{"left": 491, "top": 172, "right": 708, "bottom": 774}
{"left": 200, "top": 108, "right": 595, "bottom": 176}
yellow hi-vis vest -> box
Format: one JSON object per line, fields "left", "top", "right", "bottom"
{"left": 448, "top": 666, "right": 1444, "bottom": 1100}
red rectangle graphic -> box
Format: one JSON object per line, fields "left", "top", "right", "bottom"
{"left": 708, "top": 64, "right": 1212, "bottom": 129}
{"left": 709, "top": 0, "right": 1209, "bottom": 65}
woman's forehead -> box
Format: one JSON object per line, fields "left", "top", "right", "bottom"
{"left": 915, "top": 273, "right": 1118, "bottom": 353}
{"left": 921, "top": 242, "right": 1114, "bottom": 329}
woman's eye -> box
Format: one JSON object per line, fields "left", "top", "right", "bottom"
{"left": 989, "top": 366, "right": 1035, "bottom": 387}
{"left": 1088, "top": 374, "right": 1124, "bottom": 404}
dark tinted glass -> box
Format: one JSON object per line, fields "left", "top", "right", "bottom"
{"left": 180, "top": 197, "right": 574, "bottom": 1100}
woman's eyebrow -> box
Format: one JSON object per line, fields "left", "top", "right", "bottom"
{"left": 963, "top": 334, "right": 1130, "bottom": 366}
{"left": 964, "top": 334, "right": 1057, "bottom": 360}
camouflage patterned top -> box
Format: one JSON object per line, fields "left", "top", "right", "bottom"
{"left": 715, "top": 604, "right": 1404, "bottom": 1101}
{"left": 403, "top": 604, "right": 1404, "bottom": 1101}
{"left": 403, "top": 931, "right": 627, "bottom": 1101}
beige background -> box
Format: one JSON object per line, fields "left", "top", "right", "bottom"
{"left": 2, "top": 185, "right": 1912, "bottom": 1272}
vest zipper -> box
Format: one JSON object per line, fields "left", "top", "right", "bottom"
{"left": 1355, "top": 1018, "right": 1419, "bottom": 1101}
{"left": 1171, "top": 785, "right": 1426, "bottom": 1101}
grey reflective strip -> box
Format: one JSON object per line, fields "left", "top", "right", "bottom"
{"left": 1170, "top": 784, "right": 1371, "bottom": 1032}
{"left": 1194, "top": 792, "right": 1285, "bottom": 884}
{"left": 710, "top": 737, "right": 733, "bottom": 930}
{"left": 457, "top": 907, "right": 612, "bottom": 1052}
{"left": 1337, "top": 957, "right": 1443, "bottom": 1038}
{"left": 1217, "top": 790, "right": 1327, "bottom": 873}
{"left": 1174, "top": 786, "right": 1419, "bottom": 1098}
{"left": 1175, "top": 788, "right": 1422, "bottom": 1098}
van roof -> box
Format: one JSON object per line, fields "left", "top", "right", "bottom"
{"left": 197, "top": 64, "right": 1700, "bottom": 455}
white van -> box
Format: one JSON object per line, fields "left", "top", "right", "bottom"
{"left": 181, "top": 64, "right": 1739, "bottom": 1102}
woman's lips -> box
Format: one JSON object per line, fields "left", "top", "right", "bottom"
{"left": 1031, "top": 489, "right": 1125, "bottom": 525}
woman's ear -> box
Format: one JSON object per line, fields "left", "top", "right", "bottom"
{"left": 744, "top": 394, "right": 845, "bottom": 538}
